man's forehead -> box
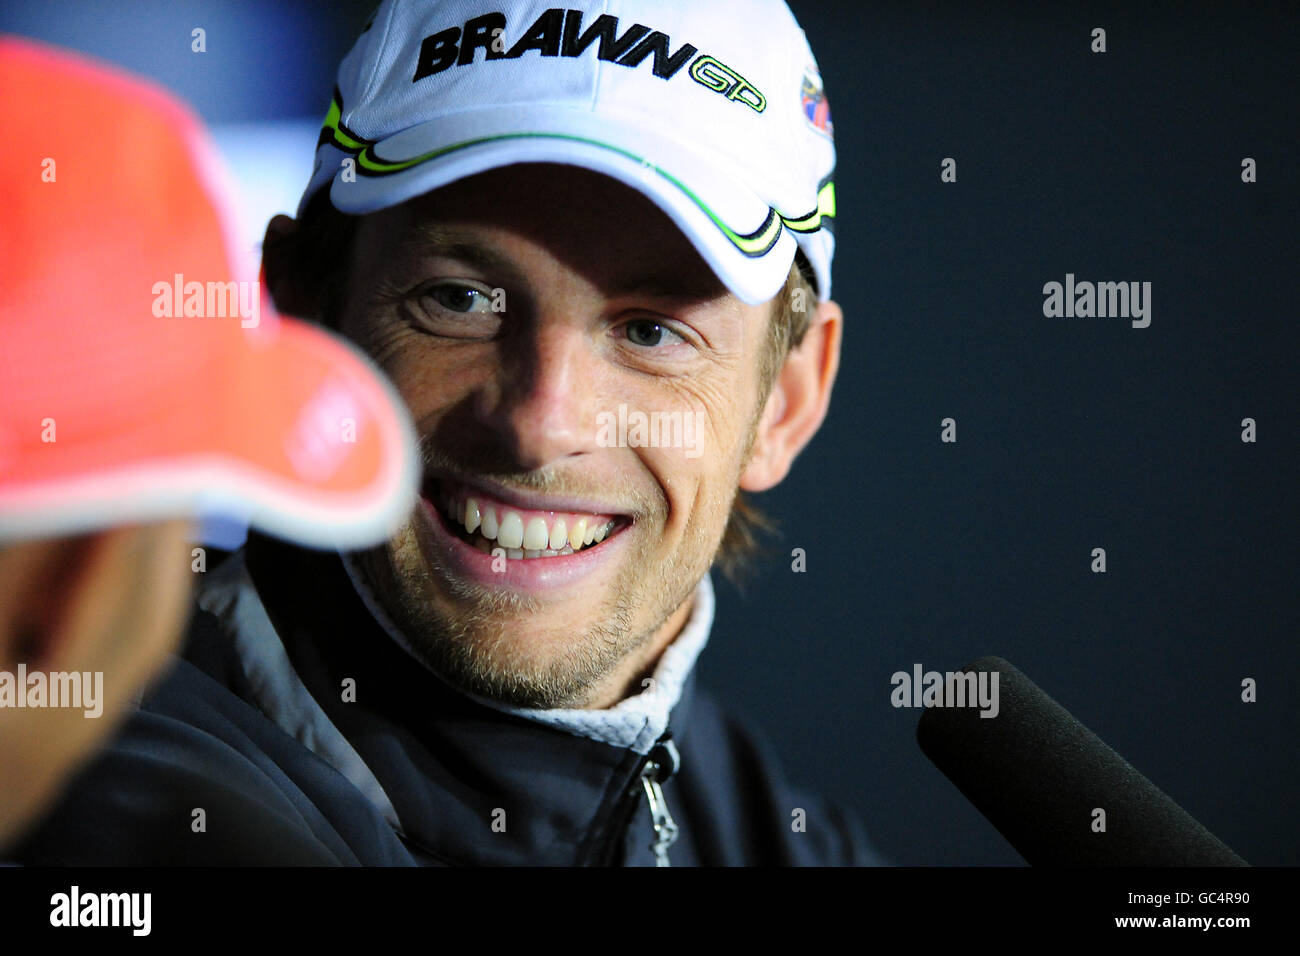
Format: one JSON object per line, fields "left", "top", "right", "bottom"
{"left": 370, "top": 163, "right": 732, "bottom": 301}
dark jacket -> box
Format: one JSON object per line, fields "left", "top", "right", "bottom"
{"left": 14, "top": 535, "right": 881, "bottom": 866}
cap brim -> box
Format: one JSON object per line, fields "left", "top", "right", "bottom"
{"left": 0, "top": 300, "right": 420, "bottom": 549}
{"left": 324, "top": 106, "right": 802, "bottom": 306}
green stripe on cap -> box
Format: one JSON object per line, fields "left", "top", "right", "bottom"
{"left": 321, "top": 92, "right": 369, "bottom": 152}
{"left": 316, "top": 87, "right": 825, "bottom": 261}
{"left": 349, "top": 131, "right": 789, "bottom": 258}
{"left": 780, "top": 181, "right": 836, "bottom": 234}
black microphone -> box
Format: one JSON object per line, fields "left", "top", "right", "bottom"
{"left": 916, "top": 655, "right": 1248, "bottom": 866}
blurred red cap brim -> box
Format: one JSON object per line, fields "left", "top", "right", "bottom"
{"left": 0, "top": 36, "right": 419, "bottom": 547}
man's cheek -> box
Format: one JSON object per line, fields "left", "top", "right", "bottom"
{"left": 639, "top": 446, "right": 718, "bottom": 536}
{"left": 388, "top": 364, "right": 461, "bottom": 423}
{"left": 398, "top": 347, "right": 498, "bottom": 417}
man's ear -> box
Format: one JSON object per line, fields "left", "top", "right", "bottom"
{"left": 739, "top": 298, "right": 843, "bottom": 492}
{"left": 261, "top": 214, "right": 319, "bottom": 319}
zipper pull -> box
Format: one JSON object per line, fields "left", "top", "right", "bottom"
{"left": 640, "top": 737, "right": 680, "bottom": 867}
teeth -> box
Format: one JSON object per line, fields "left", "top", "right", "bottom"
{"left": 498, "top": 511, "right": 525, "bottom": 549}
{"left": 481, "top": 505, "right": 499, "bottom": 540}
{"left": 439, "top": 487, "right": 622, "bottom": 558}
{"left": 522, "top": 516, "right": 549, "bottom": 551}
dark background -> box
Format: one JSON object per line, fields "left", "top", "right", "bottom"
{"left": 5, "top": 1, "right": 1295, "bottom": 864}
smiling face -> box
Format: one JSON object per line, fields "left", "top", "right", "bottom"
{"left": 326, "top": 164, "right": 778, "bottom": 708}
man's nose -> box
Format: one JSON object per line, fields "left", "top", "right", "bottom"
{"left": 477, "top": 324, "right": 601, "bottom": 471}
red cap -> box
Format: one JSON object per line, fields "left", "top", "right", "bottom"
{"left": 0, "top": 37, "right": 418, "bottom": 547}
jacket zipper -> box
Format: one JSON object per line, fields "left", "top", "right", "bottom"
{"left": 638, "top": 736, "right": 681, "bottom": 866}
{"left": 596, "top": 732, "right": 682, "bottom": 866}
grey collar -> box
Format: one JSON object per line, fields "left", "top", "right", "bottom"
{"left": 339, "top": 551, "right": 715, "bottom": 755}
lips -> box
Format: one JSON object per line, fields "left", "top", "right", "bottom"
{"left": 423, "top": 476, "right": 631, "bottom": 560}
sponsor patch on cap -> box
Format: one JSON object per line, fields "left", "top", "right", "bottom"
{"left": 800, "top": 65, "right": 832, "bottom": 138}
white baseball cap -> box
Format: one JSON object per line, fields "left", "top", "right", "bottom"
{"left": 299, "top": 0, "right": 837, "bottom": 305}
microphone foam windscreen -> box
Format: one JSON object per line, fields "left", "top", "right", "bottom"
{"left": 916, "top": 656, "right": 1247, "bottom": 866}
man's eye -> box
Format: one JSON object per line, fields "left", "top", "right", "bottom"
{"left": 427, "top": 284, "right": 493, "bottom": 313}
{"left": 623, "top": 319, "right": 684, "bottom": 348}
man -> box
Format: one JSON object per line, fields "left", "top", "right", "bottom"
{"left": 0, "top": 37, "right": 417, "bottom": 850}
{"left": 15, "top": 0, "right": 879, "bottom": 865}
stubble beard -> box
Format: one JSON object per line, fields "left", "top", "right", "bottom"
{"left": 345, "top": 386, "right": 764, "bottom": 710}
{"left": 352, "top": 488, "right": 722, "bottom": 710}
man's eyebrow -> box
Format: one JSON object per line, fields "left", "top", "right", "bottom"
{"left": 407, "top": 223, "right": 724, "bottom": 302}
{"left": 408, "top": 224, "right": 518, "bottom": 274}
{"left": 600, "top": 264, "right": 734, "bottom": 306}
{"left": 616, "top": 278, "right": 720, "bottom": 302}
